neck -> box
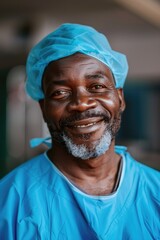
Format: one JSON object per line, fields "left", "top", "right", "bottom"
{"left": 47, "top": 141, "right": 122, "bottom": 195}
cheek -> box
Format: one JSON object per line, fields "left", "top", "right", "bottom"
{"left": 97, "top": 93, "right": 121, "bottom": 113}
{"left": 44, "top": 101, "right": 67, "bottom": 126}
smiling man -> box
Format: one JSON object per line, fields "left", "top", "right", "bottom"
{"left": 41, "top": 53, "right": 125, "bottom": 161}
{"left": 0, "top": 23, "right": 159, "bottom": 239}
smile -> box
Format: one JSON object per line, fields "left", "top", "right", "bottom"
{"left": 65, "top": 117, "right": 104, "bottom": 128}
{"left": 64, "top": 117, "right": 106, "bottom": 136}
{"left": 73, "top": 121, "right": 101, "bottom": 128}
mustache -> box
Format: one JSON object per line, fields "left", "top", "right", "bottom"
{"left": 59, "top": 110, "right": 111, "bottom": 128}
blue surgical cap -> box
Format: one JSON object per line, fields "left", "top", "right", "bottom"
{"left": 26, "top": 23, "right": 128, "bottom": 101}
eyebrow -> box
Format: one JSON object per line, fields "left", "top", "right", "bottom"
{"left": 44, "top": 70, "right": 113, "bottom": 89}
{"left": 48, "top": 80, "right": 68, "bottom": 85}
{"left": 85, "top": 70, "right": 110, "bottom": 79}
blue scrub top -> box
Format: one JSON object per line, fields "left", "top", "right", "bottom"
{"left": 0, "top": 146, "right": 160, "bottom": 239}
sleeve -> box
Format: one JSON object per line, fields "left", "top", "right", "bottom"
{"left": 0, "top": 182, "right": 20, "bottom": 240}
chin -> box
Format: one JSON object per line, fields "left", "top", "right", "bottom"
{"left": 62, "top": 129, "right": 112, "bottom": 160}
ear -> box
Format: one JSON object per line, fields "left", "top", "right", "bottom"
{"left": 117, "top": 88, "right": 126, "bottom": 112}
{"left": 39, "top": 99, "right": 47, "bottom": 122}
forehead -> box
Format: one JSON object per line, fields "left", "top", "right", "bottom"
{"left": 43, "top": 53, "right": 113, "bottom": 78}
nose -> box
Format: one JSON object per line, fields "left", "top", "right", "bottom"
{"left": 67, "top": 89, "right": 97, "bottom": 112}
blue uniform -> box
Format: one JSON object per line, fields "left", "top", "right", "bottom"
{"left": 0, "top": 146, "right": 160, "bottom": 239}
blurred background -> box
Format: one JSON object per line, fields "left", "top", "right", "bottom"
{"left": 0, "top": 0, "right": 160, "bottom": 178}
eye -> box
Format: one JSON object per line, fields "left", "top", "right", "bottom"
{"left": 89, "top": 84, "right": 107, "bottom": 93}
{"left": 92, "top": 85, "right": 104, "bottom": 89}
{"left": 50, "top": 89, "right": 71, "bottom": 100}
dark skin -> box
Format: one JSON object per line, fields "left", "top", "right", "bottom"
{"left": 39, "top": 53, "right": 126, "bottom": 196}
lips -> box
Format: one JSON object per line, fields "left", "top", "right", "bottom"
{"left": 62, "top": 117, "right": 107, "bottom": 138}
{"left": 74, "top": 121, "right": 99, "bottom": 128}
{"left": 66, "top": 117, "right": 104, "bottom": 129}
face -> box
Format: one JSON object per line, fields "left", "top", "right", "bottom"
{"left": 40, "top": 53, "right": 125, "bottom": 159}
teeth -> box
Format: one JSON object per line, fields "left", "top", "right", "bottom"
{"left": 75, "top": 122, "right": 97, "bottom": 128}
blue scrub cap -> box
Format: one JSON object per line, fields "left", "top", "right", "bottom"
{"left": 26, "top": 23, "right": 128, "bottom": 101}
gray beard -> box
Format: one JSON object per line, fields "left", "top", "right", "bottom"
{"left": 62, "top": 129, "right": 112, "bottom": 160}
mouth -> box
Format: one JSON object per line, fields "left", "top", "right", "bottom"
{"left": 74, "top": 121, "right": 99, "bottom": 128}
{"left": 66, "top": 117, "right": 104, "bottom": 127}
{"left": 64, "top": 117, "right": 106, "bottom": 135}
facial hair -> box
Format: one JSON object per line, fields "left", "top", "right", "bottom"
{"left": 62, "top": 128, "right": 112, "bottom": 160}
{"left": 48, "top": 109, "right": 122, "bottom": 160}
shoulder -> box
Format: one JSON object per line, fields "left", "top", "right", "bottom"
{"left": 0, "top": 153, "right": 54, "bottom": 237}
{"left": 127, "top": 154, "right": 160, "bottom": 236}
{"left": 126, "top": 149, "right": 160, "bottom": 190}
{"left": 0, "top": 153, "right": 57, "bottom": 222}
{"left": 116, "top": 145, "right": 160, "bottom": 197}
{"left": 0, "top": 153, "right": 51, "bottom": 197}
{"left": 116, "top": 146, "right": 160, "bottom": 234}
{"left": 134, "top": 159, "right": 160, "bottom": 200}
{"left": 131, "top": 150, "right": 159, "bottom": 188}
{"left": 116, "top": 145, "right": 160, "bottom": 177}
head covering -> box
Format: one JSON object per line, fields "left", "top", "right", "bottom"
{"left": 26, "top": 23, "right": 128, "bottom": 101}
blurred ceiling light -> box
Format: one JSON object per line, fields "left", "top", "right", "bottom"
{"left": 115, "top": 0, "right": 160, "bottom": 28}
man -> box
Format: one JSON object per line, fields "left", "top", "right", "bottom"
{"left": 0, "top": 23, "right": 159, "bottom": 239}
